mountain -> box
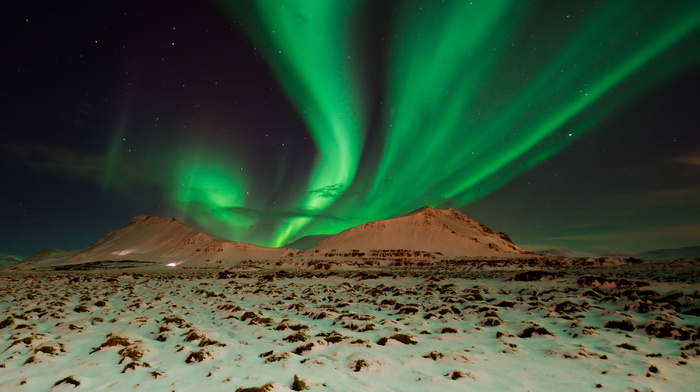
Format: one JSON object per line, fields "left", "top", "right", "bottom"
{"left": 636, "top": 246, "right": 700, "bottom": 261}
{"left": 285, "top": 234, "right": 334, "bottom": 250}
{"left": 17, "top": 215, "right": 288, "bottom": 269}
{"left": 536, "top": 249, "right": 600, "bottom": 258}
{"left": 309, "top": 206, "right": 534, "bottom": 258}
{"left": 536, "top": 246, "right": 700, "bottom": 261}
{"left": 0, "top": 254, "right": 23, "bottom": 269}
{"left": 16, "top": 208, "right": 536, "bottom": 270}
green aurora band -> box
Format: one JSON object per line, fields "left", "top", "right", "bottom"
{"left": 368, "top": 1, "right": 700, "bottom": 212}
{"left": 220, "top": 0, "right": 368, "bottom": 246}
{"left": 176, "top": 151, "right": 252, "bottom": 240}
{"left": 174, "top": 1, "right": 700, "bottom": 247}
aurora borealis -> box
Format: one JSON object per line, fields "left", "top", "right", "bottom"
{"left": 2, "top": 1, "right": 700, "bottom": 257}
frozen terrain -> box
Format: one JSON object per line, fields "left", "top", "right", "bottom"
{"left": 1, "top": 260, "right": 698, "bottom": 391}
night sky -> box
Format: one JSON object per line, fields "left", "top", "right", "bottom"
{"left": 2, "top": 1, "right": 700, "bottom": 258}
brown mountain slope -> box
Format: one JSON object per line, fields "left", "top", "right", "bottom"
{"left": 310, "top": 206, "right": 533, "bottom": 258}
{"left": 18, "top": 215, "right": 287, "bottom": 269}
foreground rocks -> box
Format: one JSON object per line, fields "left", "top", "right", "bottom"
{"left": 0, "top": 260, "right": 698, "bottom": 391}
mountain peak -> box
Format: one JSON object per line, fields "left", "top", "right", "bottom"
{"left": 313, "top": 206, "right": 531, "bottom": 258}
{"left": 404, "top": 205, "right": 439, "bottom": 216}
{"left": 403, "top": 206, "right": 469, "bottom": 220}
{"left": 21, "top": 215, "right": 288, "bottom": 269}
{"left": 129, "top": 215, "right": 180, "bottom": 226}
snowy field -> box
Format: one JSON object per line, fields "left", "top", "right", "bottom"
{"left": 1, "top": 261, "right": 698, "bottom": 391}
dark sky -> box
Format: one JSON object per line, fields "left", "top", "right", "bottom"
{"left": 2, "top": 1, "right": 700, "bottom": 258}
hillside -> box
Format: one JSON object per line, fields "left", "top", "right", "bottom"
{"left": 309, "top": 206, "right": 533, "bottom": 258}
{"left": 17, "top": 215, "right": 287, "bottom": 269}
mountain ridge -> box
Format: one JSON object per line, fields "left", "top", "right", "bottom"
{"left": 16, "top": 215, "right": 288, "bottom": 269}
{"left": 310, "top": 206, "right": 533, "bottom": 258}
{"left": 16, "top": 207, "right": 539, "bottom": 269}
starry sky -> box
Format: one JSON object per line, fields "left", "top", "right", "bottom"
{"left": 2, "top": 0, "right": 700, "bottom": 258}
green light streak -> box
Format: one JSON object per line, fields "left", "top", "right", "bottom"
{"left": 175, "top": 150, "right": 253, "bottom": 240}
{"left": 102, "top": 122, "right": 127, "bottom": 191}
{"left": 180, "top": 2, "right": 700, "bottom": 247}
{"left": 371, "top": 1, "right": 517, "bottom": 197}
{"left": 221, "top": 0, "right": 367, "bottom": 246}
{"left": 361, "top": 1, "right": 700, "bottom": 218}
{"left": 439, "top": 1, "right": 700, "bottom": 200}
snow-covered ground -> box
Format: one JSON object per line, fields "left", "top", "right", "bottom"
{"left": 0, "top": 261, "right": 698, "bottom": 391}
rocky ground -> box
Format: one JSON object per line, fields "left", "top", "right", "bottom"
{"left": 0, "top": 260, "right": 698, "bottom": 391}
